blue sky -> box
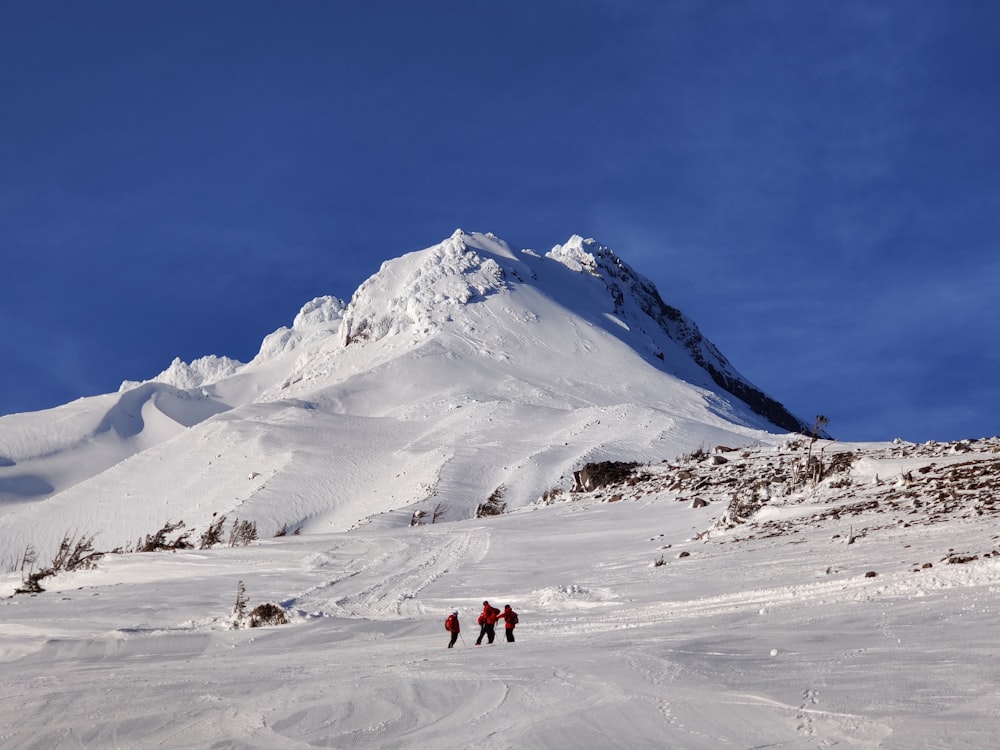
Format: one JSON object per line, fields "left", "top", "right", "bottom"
{"left": 2, "top": 1, "right": 998, "bottom": 442}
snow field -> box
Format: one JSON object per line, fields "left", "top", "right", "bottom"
{"left": 3, "top": 479, "right": 1000, "bottom": 748}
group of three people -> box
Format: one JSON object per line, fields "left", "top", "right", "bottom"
{"left": 445, "top": 600, "right": 518, "bottom": 648}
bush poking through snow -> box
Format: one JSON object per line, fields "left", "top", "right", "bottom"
{"left": 249, "top": 603, "right": 288, "bottom": 627}
{"left": 228, "top": 519, "right": 258, "bottom": 547}
{"left": 412, "top": 502, "right": 450, "bottom": 526}
{"left": 232, "top": 580, "right": 248, "bottom": 628}
{"left": 477, "top": 485, "right": 507, "bottom": 517}
{"left": 231, "top": 581, "right": 288, "bottom": 629}
{"left": 11, "top": 516, "right": 265, "bottom": 599}
{"left": 139, "top": 520, "right": 193, "bottom": 552}
{"left": 51, "top": 532, "right": 104, "bottom": 571}
{"left": 199, "top": 514, "right": 227, "bottom": 548}
{"left": 15, "top": 532, "right": 103, "bottom": 594}
{"left": 15, "top": 572, "right": 48, "bottom": 595}
{"left": 198, "top": 514, "right": 261, "bottom": 548}
{"left": 539, "top": 487, "right": 564, "bottom": 505}
{"left": 573, "top": 461, "right": 640, "bottom": 492}
{"left": 719, "top": 481, "right": 768, "bottom": 528}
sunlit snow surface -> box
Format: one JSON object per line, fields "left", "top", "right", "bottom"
{"left": 3, "top": 438, "right": 1000, "bottom": 748}
{"left": 2, "top": 231, "right": 997, "bottom": 747}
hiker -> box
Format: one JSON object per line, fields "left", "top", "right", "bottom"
{"left": 475, "top": 600, "right": 501, "bottom": 645}
{"left": 498, "top": 604, "right": 519, "bottom": 642}
{"left": 445, "top": 610, "right": 460, "bottom": 648}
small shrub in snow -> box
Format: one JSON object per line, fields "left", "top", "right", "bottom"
{"left": 15, "top": 572, "right": 48, "bottom": 594}
{"left": 410, "top": 502, "right": 448, "bottom": 526}
{"left": 232, "top": 580, "right": 248, "bottom": 628}
{"left": 249, "top": 603, "right": 288, "bottom": 627}
{"left": 14, "top": 533, "right": 103, "bottom": 594}
{"left": 50, "top": 532, "right": 104, "bottom": 571}
{"left": 139, "top": 520, "right": 193, "bottom": 552}
{"left": 199, "top": 513, "right": 227, "bottom": 548}
{"left": 539, "top": 487, "right": 564, "bottom": 505}
{"left": 574, "top": 461, "right": 640, "bottom": 491}
{"left": 827, "top": 451, "right": 856, "bottom": 475}
{"left": 228, "top": 519, "right": 258, "bottom": 547}
{"left": 477, "top": 485, "right": 507, "bottom": 517}
{"left": 231, "top": 581, "right": 287, "bottom": 629}
{"left": 719, "top": 482, "right": 767, "bottom": 528}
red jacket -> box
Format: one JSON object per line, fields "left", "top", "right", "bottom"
{"left": 479, "top": 604, "right": 500, "bottom": 625}
{"left": 445, "top": 614, "right": 460, "bottom": 633}
{"left": 498, "top": 607, "right": 518, "bottom": 629}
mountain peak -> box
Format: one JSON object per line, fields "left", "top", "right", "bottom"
{"left": 341, "top": 232, "right": 510, "bottom": 347}
{"left": 546, "top": 234, "right": 608, "bottom": 275}
{"left": 334, "top": 230, "right": 805, "bottom": 433}
{"left": 1, "top": 228, "right": 813, "bottom": 557}
{"left": 116, "top": 230, "right": 807, "bottom": 435}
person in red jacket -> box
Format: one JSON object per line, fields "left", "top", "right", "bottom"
{"left": 445, "top": 610, "right": 460, "bottom": 648}
{"left": 497, "top": 604, "right": 518, "bottom": 642}
{"left": 475, "top": 600, "right": 501, "bottom": 645}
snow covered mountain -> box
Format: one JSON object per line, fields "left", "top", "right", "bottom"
{"left": 0, "top": 230, "right": 808, "bottom": 562}
{"left": 4, "top": 231, "right": 1000, "bottom": 749}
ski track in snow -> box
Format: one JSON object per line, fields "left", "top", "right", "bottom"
{"left": 285, "top": 526, "right": 489, "bottom": 620}
{"left": 3, "top": 488, "right": 1000, "bottom": 748}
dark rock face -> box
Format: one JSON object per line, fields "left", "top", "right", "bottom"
{"left": 581, "top": 240, "right": 809, "bottom": 435}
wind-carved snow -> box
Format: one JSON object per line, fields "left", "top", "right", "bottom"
{"left": 119, "top": 355, "right": 244, "bottom": 392}
{"left": 293, "top": 295, "right": 347, "bottom": 330}
{"left": 341, "top": 231, "right": 507, "bottom": 347}
{"left": 255, "top": 294, "right": 346, "bottom": 361}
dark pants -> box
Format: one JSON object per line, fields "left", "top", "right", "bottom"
{"left": 504, "top": 627, "right": 515, "bottom": 642}
{"left": 448, "top": 632, "right": 459, "bottom": 648}
{"left": 476, "top": 623, "right": 495, "bottom": 644}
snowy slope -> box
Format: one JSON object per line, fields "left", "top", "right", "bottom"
{"left": 0, "top": 231, "right": 806, "bottom": 562}
{"left": 1, "top": 437, "right": 999, "bottom": 748}
{"left": 1, "top": 230, "right": 998, "bottom": 748}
